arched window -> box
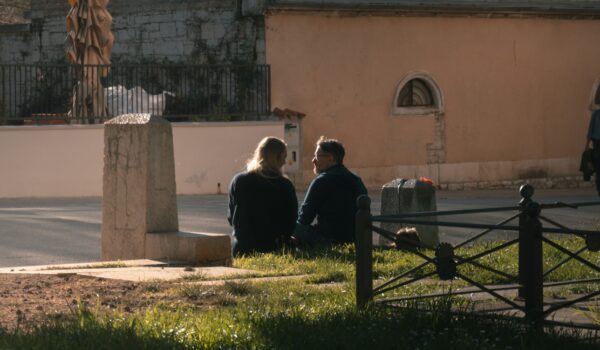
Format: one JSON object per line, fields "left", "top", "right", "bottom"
{"left": 397, "top": 79, "right": 434, "bottom": 107}
{"left": 392, "top": 72, "right": 443, "bottom": 116}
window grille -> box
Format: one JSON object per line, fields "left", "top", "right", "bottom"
{"left": 397, "top": 79, "right": 434, "bottom": 107}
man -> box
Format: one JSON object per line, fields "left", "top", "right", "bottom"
{"left": 585, "top": 109, "right": 600, "bottom": 196}
{"left": 293, "top": 136, "right": 368, "bottom": 245}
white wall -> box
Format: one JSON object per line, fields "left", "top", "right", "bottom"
{"left": 0, "top": 121, "right": 284, "bottom": 198}
{"left": 173, "top": 122, "right": 284, "bottom": 195}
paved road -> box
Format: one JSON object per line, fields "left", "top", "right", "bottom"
{"left": 0, "top": 188, "right": 598, "bottom": 267}
{"left": 434, "top": 188, "right": 599, "bottom": 243}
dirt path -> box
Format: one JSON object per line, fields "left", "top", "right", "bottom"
{"left": 0, "top": 273, "right": 219, "bottom": 331}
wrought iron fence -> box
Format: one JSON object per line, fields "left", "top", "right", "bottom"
{"left": 0, "top": 64, "right": 271, "bottom": 125}
{"left": 355, "top": 184, "right": 600, "bottom": 329}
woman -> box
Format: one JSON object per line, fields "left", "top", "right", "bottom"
{"left": 227, "top": 137, "right": 298, "bottom": 255}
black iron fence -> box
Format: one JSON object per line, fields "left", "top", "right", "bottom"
{"left": 0, "top": 64, "right": 271, "bottom": 125}
{"left": 355, "top": 184, "right": 600, "bottom": 329}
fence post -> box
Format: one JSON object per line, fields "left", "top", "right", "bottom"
{"left": 356, "top": 195, "right": 373, "bottom": 309}
{"left": 517, "top": 185, "right": 544, "bottom": 325}
{"left": 518, "top": 185, "right": 530, "bottom": 299}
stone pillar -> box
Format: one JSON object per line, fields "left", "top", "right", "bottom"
{"left": 380, "top": 179, "right": 439, "bottom": 248}
{"left": 101, "top": 113, "right": 231, "bottom": 265}
{"left": 102, "top": 114, "right": 178, "bottom": 260}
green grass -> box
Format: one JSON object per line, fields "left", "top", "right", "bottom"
{"left": 234, "top": 238, "right": 600, "bottom": 291}
{"left": 1, "top": 280, "right": 597, "bottom": 349}
{"left": 1, "top": 238, "right": 599, "bottom": 349}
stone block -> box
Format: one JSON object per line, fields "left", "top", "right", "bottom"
{"left": 122, "top": 29, "right": 141, "bottom": 42}
{"left": 477, "top": 181, "right": 490, "bottom": 189}
{"left": 175, "top": 21, "right": 188, "bottom": 36}
{"left": 159, "top": 22, "right": 177, "bottom": 38}
{"left": 447, "top": 183, "right": 464, "bottom": 191}
{"left": 148, "top": 13, "right": 177, "bottom": 24}
{"left": 579, "top": 181, "right": 593, "bottom": 188}
{"left": 159, "top": 40, "right": 184, "bottom": 55}
{"left": 380, "top": 179, "right": 439, "bottom": 248}
{"left": 565, "top": 181, "right": 578, "bottom": 188}
{"left": 463, "top": 182, "right": 478, "bottom": 190}
{"left": 380, "top": 179, "right": 403, "bottom": 244}
{"left": 182, "top": 42, "right": 194, "bottom": 56}
{"left": 255, "top": 39, "right": 266, "bottom": 55}
{"left": 146, "top": 22, "right": 161, "bottom": 33}
{"left": 141, "top": 43, "right": 157, "bottom": 56}
{"left": 242, "top": 0, "right": 265, "bottom": 16}
{"left": 146, "top": 231, "right": 231, "bottom": 266}
{"left": 201, "top": 22, "right": 227, "bottom": 40}
{"left": 102, "top": 114, "right": 178, "bottom": 260}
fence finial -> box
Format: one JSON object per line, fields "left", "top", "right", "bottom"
{"left": 357, "top": 195, "right": 371, "bottom": 211}
{"left": 519, "top": 184, "right": 534, "bottom": 201}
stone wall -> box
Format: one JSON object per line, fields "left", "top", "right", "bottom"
{"left": 0, "top": 24, "right": 31, "bottom": 63}
{"left": 0, "top": 0, "right": 30, "bottom": 24}
{"left": 10, "top": 0, "right": 265, "bottom": 64}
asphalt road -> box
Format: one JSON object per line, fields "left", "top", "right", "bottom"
{"left": 0, "top": 188, "right": 598, "bottom": 267}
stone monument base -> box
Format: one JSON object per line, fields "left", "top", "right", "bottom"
{"left": 102, "top": 114, "right": 232, "bottom": 266}
{"left": 145, "top": 231, "right": 231, "bottom": 266}
{"left": 380, "top": 178, "right": 439, "bottom": 248}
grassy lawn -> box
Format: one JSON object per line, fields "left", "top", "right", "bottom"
{"left": 1, "top": 238, "right": 599, "bottom": 349}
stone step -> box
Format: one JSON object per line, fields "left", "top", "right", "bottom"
{"left": 145, "top": 231, "right": 231, "bottom": 266}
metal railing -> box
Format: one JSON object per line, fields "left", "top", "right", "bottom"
{"left": 0, "top": 64, "right": 271, "bottom": 125}
{"left": 355, "top": 184, "right": 600, "bottom": 329}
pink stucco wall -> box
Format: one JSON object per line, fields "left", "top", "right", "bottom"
{"left": 266, "top": 14, "right": 600, "bottom": 188}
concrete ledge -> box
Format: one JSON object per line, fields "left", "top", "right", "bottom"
{"left": 0, "top": 259, "right": 185, "bottom": 272}
{"left": 145, "top": 231, "right": 232, "bottom": 266}
{"left": 0, "top": 259, "right": 254, "bottom": 282}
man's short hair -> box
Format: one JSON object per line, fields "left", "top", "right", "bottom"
{"left": 316, "top": 136, "right": 345, "bottom": 164}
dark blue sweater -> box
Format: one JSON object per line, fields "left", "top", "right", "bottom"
{"left": 298, "top": 164, "right": 368, "bottom": 243}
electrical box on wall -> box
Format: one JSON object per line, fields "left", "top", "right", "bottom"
{"left": 273, "top": 108, "right": 305, "bottom": 185}
{"left": 284, "top": 122, "right": 300, "bottom": 172}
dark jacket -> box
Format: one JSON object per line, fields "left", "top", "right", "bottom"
{"left": 580, "top": 149, "right": 596, "bottom": 181}
{"left": 297, "top": 164, "right": 368, "bottom": 244}
{"left": 228, "top": 171, "right": 298, "bottom": 254}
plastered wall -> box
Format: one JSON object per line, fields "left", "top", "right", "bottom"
{"left": 266, "top": 14, "right": 600, "bottom": 188}
{"left": 0, "top": 121, "right": 284, "bottom": 198}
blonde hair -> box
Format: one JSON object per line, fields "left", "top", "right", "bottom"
{"left": 247, "top": 137, "right": 287, "bottom": 176}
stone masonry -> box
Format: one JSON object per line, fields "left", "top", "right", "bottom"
{"left": 24, "top": 0, "right": 265, "bottom": 64}
{"left": 0, "top": 24, "right": 31, "bottom": 63}
{"left": 102, "top": 113, "right": 179, "bottom": 259}
{"left": 102, "top": 113, "right": 231, "bottom": 265}
{"left": 380, "top": 178, "right": 439, "bottom": 248}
